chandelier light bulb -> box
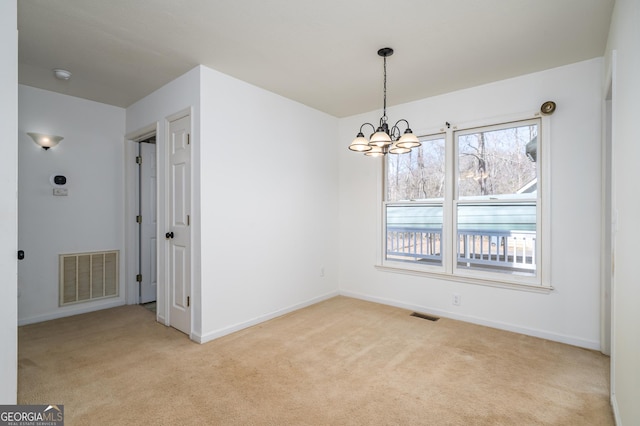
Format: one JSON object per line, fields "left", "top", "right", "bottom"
{"left": 389, "top": 142, "right": 411, "bottom": 154}
{"left": 364, "top": 146, "right": 385, "bottom": 157}
{"left": 369, "top": 129, "right": 392, "bottom": 147}
{"left": 349, "top": 133, "right": 372, "bottom": 152}
{"left": 396, "top": 129, "right": 420, "bottom": 149}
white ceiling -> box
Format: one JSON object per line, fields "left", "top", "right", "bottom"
{"left": 17, "top": 0, "right": 614, "bottom": 118}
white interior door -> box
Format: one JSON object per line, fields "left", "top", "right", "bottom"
{"left": 140, "top": 141, "right": 157, "bottom": 304}
{"left": 167, "top": 115, "right": 191, "bottom": 335}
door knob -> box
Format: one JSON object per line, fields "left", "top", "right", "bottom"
{"left": 165, "top": 231, "right": 174, "bottom": 239}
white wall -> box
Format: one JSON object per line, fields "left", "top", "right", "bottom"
{"left": 605, "top": 0, "right": 640, "bottom": 423}
{"left": 18, "top": 86, "right": 126, "bottom": 324}
{"left": 126, "top": 66, "right": 201, "bottom": 333}
{"left": 0, "top": 0, "right": 18, "bottom": 404}
{"left": 198, "top": 66, "right": 340, "bottom": 342}
{"left": 339, "top": 58, "right": 603, "bottom": 349}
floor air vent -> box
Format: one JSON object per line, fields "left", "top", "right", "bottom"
{"left": 410, "top": 312, "right": 440, "bottom": 322}
{"left": 59, "top": 250, "right": 119, "bottom": 306}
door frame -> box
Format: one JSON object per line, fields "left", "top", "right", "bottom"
{"left": 601, "top": 88, "right": 613, "bottom": 357}
{"left": 124, "top": 107, "right": 195, "bottom": 336}
{"left": 125, "top": 123, "right": 163, "bottom": 315}
{"left": 603, "top": 50, "right": 617, "bottom": 405}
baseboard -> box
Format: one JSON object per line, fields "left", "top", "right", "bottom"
{"left": 193, "top": 291, "right": 339, "bottom": 344}
{"left": 18, "top": 299, "right": 126, "bottom": 326}
{"left": 611, "top": 392, "right": 621, "bottom": 425}
{"left": 340, "top": 290, "right": 600, "bottom": 350}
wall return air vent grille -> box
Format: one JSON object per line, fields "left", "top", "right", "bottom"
{"left": 59, "top": 250, "right": 119, "bottom": 306}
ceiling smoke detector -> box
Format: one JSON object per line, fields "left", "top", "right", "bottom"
{"left": 52, "top": 68, "right": 72, "bottom": 81}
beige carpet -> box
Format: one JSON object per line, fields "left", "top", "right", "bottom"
{"left": 18, "top": 296, "right": 613, "bottom": 425}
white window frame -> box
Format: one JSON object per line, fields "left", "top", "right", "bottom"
{"left": 376, "top": 112, "right": 552, "bottom": 292}
{"left": 383, "top": 133, "right": 448, "bottom": 274}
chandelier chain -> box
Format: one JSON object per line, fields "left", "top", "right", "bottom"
{"left": 382, "top": 55, "right": 387, "bottom": 123}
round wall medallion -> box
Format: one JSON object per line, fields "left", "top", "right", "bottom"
{"left": 540, "top": 101, "right": 556, "bottom": 115}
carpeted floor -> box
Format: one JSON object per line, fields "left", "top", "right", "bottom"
{"left": 18, "top": 296, "right": 614, "bottom": 425}
{"left": 141, "top": 301, "right": 156, "bottom": 313}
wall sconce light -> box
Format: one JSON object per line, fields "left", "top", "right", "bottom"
{"left": 27, "top": 132, "right": 64, "bottom": 150}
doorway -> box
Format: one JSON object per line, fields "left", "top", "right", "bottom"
{"left": 135, "top": 134, "right": 158, "bottom": 307}
{"left": 124, "top": 110, "right": 192, "bottom": 337}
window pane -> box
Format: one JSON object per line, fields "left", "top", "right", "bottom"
{"left": 386, "top": 136, "right": 445, "bottom": 202}
{"left": 458, "top": 124, "right": 537, "bottom": 198}
{"left": 386, "top": 204, "right": 443, "bottom": 266}
{"left": 457, "top": 203, "right": 536, "bottom": 275}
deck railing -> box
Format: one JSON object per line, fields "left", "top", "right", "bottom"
{"left": 386, "top": 226, "right": 536, "bottom": 273}
{"left": 457, "top": 229, "right": 536, "bottom": 272}
{"left": 386, "top": 226, "right": 442, "bottom": 264}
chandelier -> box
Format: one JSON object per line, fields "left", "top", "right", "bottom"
{"left": 349, "top": 47, "right": 420, "bottom": 157}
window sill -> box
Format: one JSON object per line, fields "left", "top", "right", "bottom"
{"left": 374, "top": 264, "right": 554, "bottom": 294}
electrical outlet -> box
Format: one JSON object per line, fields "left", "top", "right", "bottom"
{"left": 452, "top": 293, "right": 461, "bottom": 306}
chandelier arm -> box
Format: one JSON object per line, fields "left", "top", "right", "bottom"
{"left": 393, "top": 118, "right": 411, "bottom": 129}
{"left": 359, "top": 122, "right": 376, "bottom": 135}
{"left": 389, "top": 124, "right": 401, "bottom": 141}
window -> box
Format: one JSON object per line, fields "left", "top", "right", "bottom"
{"left": 384, "top": 118, "right": 546, "bottom": 287}
{"left": 385, "top": 135, "right": 445, "bottom": 267}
